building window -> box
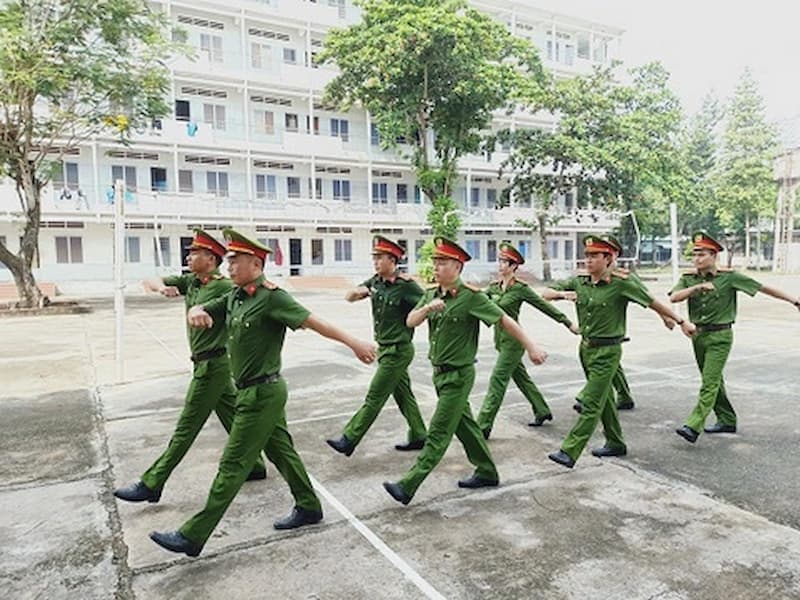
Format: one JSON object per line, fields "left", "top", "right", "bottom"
{"left": 470, "top": 187, "right": 481, "bottom": 208}
{"left": 175, "top": 99, "right": 191, "bottom": 121}
{"left": 330, "top": 118, "right": 349, "bottom": 142}
{"left": 396, "top": 183, "right": 408, "bottom": 203}
{"left": 333, "top": 179, "right": 350, "bottom": 201}
{"left": 518, "top": 240, "right": 530, "bottom": 260}
{"left": 207, "top": 171, "right": 229, "bottom": 197}
{"left": 203, "top": 104, "right": 226, "bottom": 131}
{"left": 287, "top": 176, "right": 301, "bottom": 198}
{"left": 283, "top": 47, "right": 297, "bottom": 64}
{"left": 465, "top": 240, "right": 480, "bottom": 260}
{"left": 150, "top": 167, "right": 167, "bottom": 192}
{"left": 255, "top": 174, "right": 277, "bottom": 200}
{"left": 565, "top": 239, "right": 574, "bottom": 261}
{"left": 372, "top": 182, "right": 388, "bottom": 204}
{"left": 487, "top": 239, "right": 497, "bottom": 262}
{"left": 487, "top": 189, "right": 497, "bottom": 208}
{"left": 285, "top": 113, "right": 299, "bottom": 132}
{"left": 370, "top": 123, "right": 380, "bottom": 146}
{"left": 125, "top": 236, "right": 141, "bottom": 263}
{"left": 111, "top": 165, "right": 137, "bottom": 191}
{"left": 55, "top": 236, "right": 83, "bottom": 264}
{"left": 548, "top": 240, "right": 559, "bottom": 259}
{"left": 179, "top": 170, "right": 193, "bottom": 193}
{"left": 200, "top": 33, "right": 223, "bottom": 63}
{"left": 251, "top": 42, "right": 271, "bottom": 69}
{"left": 311, "top": 239, "right": 323, "bottom": 265}
{"left": 577, "top": 35, "right": 590, "bottom": 60}
{"left": 256, "top": 110, "right": 275, "bottom": 135}
{"left": 311, "top": 177, "right": 322, "bottom": 199}
{"left": 414, "top": 185, "right": 421, "bottom": 204}
{"left": 517, "top": 194, "right": 531, "bottom": 208}
{"left": 154, "top": 237, "right": 171, "bottom": 266}
{"left": 53, "top": 162, "right": 80, "bottom": 191}
{"left": 334, "top": 239, "right": 352, "bottom": 261}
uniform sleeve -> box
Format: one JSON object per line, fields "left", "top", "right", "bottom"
{"left": 728, "top": 271, "right": 763, "bottom": 297}
{"left": 668, "top": 274, "right": 691, "bottom": 295}
{"left": 522, "top": 285, "right": 572, "bottom": 325}
{"left": 469, "top": 291, "right": 505, "bottom": 326}
{"left": 403, "top": 280, "right": 425, "bottom": 308}
{"left": 359, "top": 275, "right": 374, "bottom": 289}
{"left": 163, "top": 273, "right": 190, "bottom": 295}
{"left": 620, "top": 277, "right": 655, "bottom": 307}
{"left": 202, "top": 292, "right": 229, "bottom": 321}
{"left": 269, "top": 289, "right": 312, "bottom": 330}
{"left": 549, "top": 277, "right": 577, "bottom": 292}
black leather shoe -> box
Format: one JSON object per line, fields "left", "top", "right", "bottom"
{"left": 246, "top": 467, "right": 267, "bottom": 481}
{"left": 675, "top": 425, "right": 699, "bottom": 443}
{"left": 394, "top": 439, "right": 425, "bottom": 451}
{"left": 704, "top": 423, "right": 737, "bottom": 434}
{"left": 528, "top": 413, "right": 553, "bottom": 427}
{"left": 616, "top": 400, "right": 635, "bottom": 410}
{"left": 326, "top": 435, "right": 355, "bottom": 457}
{"left": 573, "top": 400, "right": 583, "bottom": 414}
{"left": 383, "top": 481, "right": 411, "bottom": 505}
{"left": 114, "top": 480, "right": 162, "bottom": 503}
{"left": 548, "top": 450, "right": 575, "bottom": 469}
{"left": 273, "top": 506, "right": 323, "bottom": 530}
{"left": 591, "top": 445, "right": 627, "bottom": 457}
{"left": 481, "top": 427, "right": 491, "bottom": 440}
{"left": 457, "top": 474, "right": 499, "bottom": 489}
{"left": 149, "top": 530, "right": 202, "bottom": 557}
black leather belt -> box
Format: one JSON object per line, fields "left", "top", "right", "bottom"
{"left": 191, "top": 347, "right": 226, "bottom": 362}
{"left": 235, "top": 372, "right": 281, "bottom": 390}
{"left": 583, "top": 336, "right": 629, "bottom": 348}
{"left": 433, "top": 364, "right": 463, "bottom": 375}
{"left": 697, "top": 323, "right": 732, "bottom": 333}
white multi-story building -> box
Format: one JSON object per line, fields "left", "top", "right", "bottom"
{"left": 0, "top": 0, "right": 623, "bottom": 285}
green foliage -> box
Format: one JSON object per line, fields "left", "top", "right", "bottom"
{"left": 320, "top": 0, "right": 546, "bottom": 243}
{"left": 713, "top": 68, "right": 779, "bottom": 243}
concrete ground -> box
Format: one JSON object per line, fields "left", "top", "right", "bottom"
{"left": 1, "top": 273, "right": 799, "bottom": 599}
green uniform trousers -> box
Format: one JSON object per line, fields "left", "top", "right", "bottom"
{"left": 343, "top": 342, "right": 427, "bottom": 446}
{"left": 141, "top": 356, "right": 265, "bottom": 491}
{"left": 477, "top": 345, "right": 550, "bottom": 431}
{"left": 612, "top": 366, "right": 633, "bottom": 405}
{"left": 180, "top": 377, "right": 321, "bottom": 545}
{"left": 685, "top": 329, "right": 736, "bottom": 432}
{"left": 398, "top": 365, "right": 498, "bottom": 498}
{"left": 561, "top": 344, "right": 626, "bottom": 462}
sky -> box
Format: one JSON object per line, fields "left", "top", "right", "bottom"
{"left": 531, "top": 0, "right": 800, "bottom": 137}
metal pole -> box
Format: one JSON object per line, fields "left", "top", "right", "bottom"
{"left": 670, "top": 202, "right": 679, "bottom": 286}
{"left": 114, "top": 179, "right": 126, "bottom": 382}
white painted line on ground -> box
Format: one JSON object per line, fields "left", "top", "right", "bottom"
{"left": 308, "top": 474, "right": 447, "bottom": 600}
{"left": 133, "top": 318, "right": 188, "bottom": 369}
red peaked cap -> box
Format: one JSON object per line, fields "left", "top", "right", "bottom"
{"left": 498, "top": 242, "right": 525, "bottom": 265}
{"left": 372, "top": 235, "right": 405, "bottom": 259}
{"left": 432, "top": 237, "right": 471, "bottom": 263}
{"left": 188, "top": 228, "right": 226, "bottom": 259}
{"left": 223, "top": 228, "right": 272, "bottom": 262}
{"left": 583, "top": 234, "right": 620, "bottom": 255}
{"left": 691, "top": 231, "right": 723, "bottom": 252}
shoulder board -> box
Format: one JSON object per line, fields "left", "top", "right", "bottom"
{"left": 395, "top": 273, "right": 412, "bottom": 281}
{"left": 611, "top": 270, "right": 629, "bottom": 280}
{"left": 262, "top": 279, "right": 278, "bottom": 290}
{"left": 211, "top": 273, "right": 223, "bottom": 280}
{"left": 426, "top": 283, "right": 439, "bottom": 290}
{"left": 614, "top": 267, "right": 630, "bottom": 275}
{"left": 575, "top": 270, "right": 590, "bottom": 276}
{"left": 513, "top": 278, "right": 529, "bottom": 287}
{"left": 682, "top": 270, "right": 698, "bottom": 276}
{"left": 463, "top": 283, "right": 482, "bottom": 293}
{"left": 717, "top": 267, "right": 733, "bottom": 273}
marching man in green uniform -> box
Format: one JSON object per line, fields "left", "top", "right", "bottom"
{"left": 383, "top": 238, "right": 548, "bottom": 505}
{"left": 149, "top": 229, "right": 376, "bottom": 557}
{"left": 327, "top": 236, "right": 427, "bottom": 456}
{"left": 477, "top": 242, "right": 579, "bottom": 439}
{"left": 543, "top": 234, "right": 695, "bottom": 468}
{"left": 114, "top": 229, "right": 266, "bottom": 504}
{"left": 671, "top": 231, "right": 800, "bottom": 443}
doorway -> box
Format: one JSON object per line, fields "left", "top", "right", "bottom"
{"left": 289, "top": 238, "right": 302, "bottom": 276}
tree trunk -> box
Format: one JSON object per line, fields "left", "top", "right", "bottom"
{"left": 538, "top": 212, "right": 551, "bottom": 281}
{"left": 651, "top": 233, "right": 656, "bottom": 267}
{"left": 6, "top": 254, "right": 44, "bottom": 308}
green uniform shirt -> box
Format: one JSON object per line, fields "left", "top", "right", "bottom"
{"left": 360, "top": 272, "right": 424, "bottom": 345}
{"left": 670, "top": 270, "right": 762, "bottom": 325}
{"left": 416, "top": 278, "right": 505, "bottom": 367}
{"left": 203, "top": 275, "right": 310, "bottom": 382}
{"left": 550, "top": 273, "right": 654, "bottom": 338}
{"left": 485, "top": 279, "right": 572, "bottom": 349}
{"left": 164, "top": 270, "right": 232, "bottom": 355}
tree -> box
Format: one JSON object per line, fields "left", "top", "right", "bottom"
{"left": 713, "top": 69, "right": 779, "bottom": 266}
{"left": 0, "top": 0, "right": 178, "bottom": 307}
{"left": 319, "top": 0, "right": 546, "bottom": 244}
{"left": 495, "top": 67, "right": 619, "bottom": 280}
